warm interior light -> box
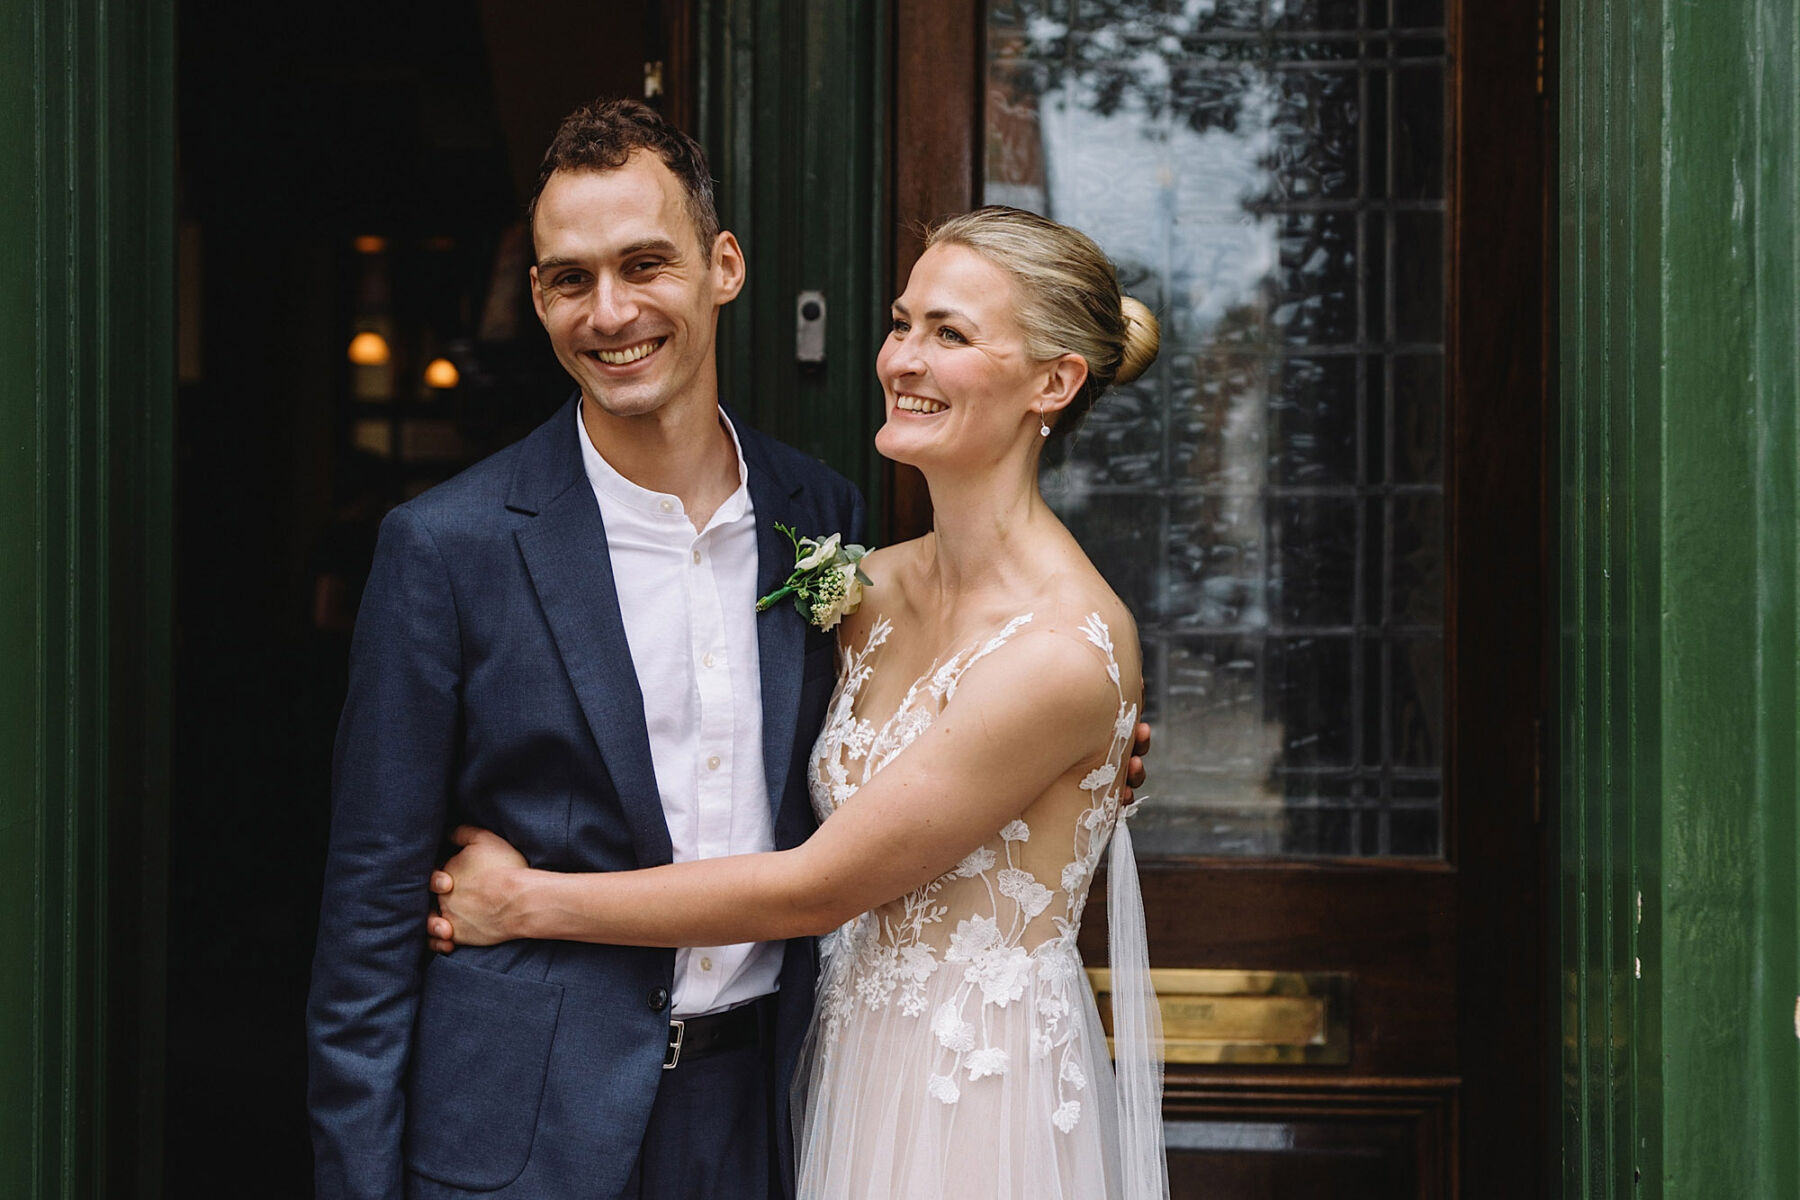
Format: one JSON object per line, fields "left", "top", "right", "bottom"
{"left": 423, "top": 357, "right": 460, "bottom": 389}
{"left": 347, "top": 331, "right": 391, "bottom": 365}
{"left": 353, "top": 235, "right": 388, "bottom": 254}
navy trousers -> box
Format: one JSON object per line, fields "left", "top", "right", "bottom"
{"left": 623, "top": 1000, "right": 779, "bottom": 1200}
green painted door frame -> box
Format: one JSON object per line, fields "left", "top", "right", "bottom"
{"left": 1560, "top": 0, "right": 1800, "bottom": 1195}
{"left": 0, "top": 0, "right": 175, "bottom": 1195}
{"left": 695, "top": 0, "right": 891, "bottom": 530}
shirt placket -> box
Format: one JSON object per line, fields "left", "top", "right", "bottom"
{"left": 686, "top": 526, "right": 735, "bottom": 1001}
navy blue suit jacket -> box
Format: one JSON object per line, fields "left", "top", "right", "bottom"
{"left": 306, "top": 397, "right": 864, "bottom": 1200}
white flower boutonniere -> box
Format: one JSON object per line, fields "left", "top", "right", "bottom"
{"left": 756, "top": 523, "right": 874, "bottom": 631}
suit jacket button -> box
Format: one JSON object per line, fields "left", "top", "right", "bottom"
{"left": 648, "top": 986, "right": 669, "bottom": 1012}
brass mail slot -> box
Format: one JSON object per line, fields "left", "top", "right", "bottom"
{"left": 1087, "top": 968, "right": 1352, "bottom": 1065}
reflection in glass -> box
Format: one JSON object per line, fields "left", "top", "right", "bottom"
{"left": 985, "top": 0, "right": 1448, "bottom": 857}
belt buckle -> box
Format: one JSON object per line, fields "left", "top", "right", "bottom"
{"left": 663, "top": 1019, "right": 685, "bottom": 1070}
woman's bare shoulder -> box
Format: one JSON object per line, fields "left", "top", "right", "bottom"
{"left": 1022, "top": 568, "right": 1142, "bottom": 691}
{"left": 858, "top": 538, "right": 923, "bottom": 581}
{"left": 832, "top": 537, "right": 928, "bottom": 645}
{"left": 940, "top": 620, "right": 1132, "bottom": 759}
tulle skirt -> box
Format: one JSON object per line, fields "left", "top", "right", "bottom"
{"left": 791, "top": 941, "right": 1126, "bottom": 1200}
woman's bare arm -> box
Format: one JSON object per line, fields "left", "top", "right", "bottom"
{"left": 429, "top": 629, "right": 1126, "bottom": 950}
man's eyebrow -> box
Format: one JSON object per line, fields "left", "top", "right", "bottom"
{"left": 536, "top": 239, "right": 682, "bottom": 271}
{"left": 620, "top": 238, "right": 681, "bottom": 258}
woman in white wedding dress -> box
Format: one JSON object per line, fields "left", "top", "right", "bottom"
{"left": 430, "top": 206, "right": 1169, "bottom": 1200}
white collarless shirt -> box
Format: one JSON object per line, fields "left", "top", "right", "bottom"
{"left": 577, "top": 402, "right": 779, "bottom": 1017}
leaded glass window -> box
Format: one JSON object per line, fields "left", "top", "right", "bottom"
{"left": 984, "top": 0, "right": 1448, "bottom": 857}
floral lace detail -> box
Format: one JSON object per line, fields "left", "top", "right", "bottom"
{"left": 1057, "top": 613, "right": 1143, "bottom": 922}
{"left": 813, "top": 615, "right": 893, "bottom": 815}
{"left": 806, "top": 612, "right": 1140, "bottom": 1136}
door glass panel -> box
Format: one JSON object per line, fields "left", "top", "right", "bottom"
{"left": 984, "top": 0, "right": 1448, "bottom": 857}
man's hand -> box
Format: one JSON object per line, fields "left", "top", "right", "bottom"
{"left": 426, "top": 826, "right": 530, "bottom": 952}
{"left": 1120, "top": 720, "right": 1152, "bottom": 805}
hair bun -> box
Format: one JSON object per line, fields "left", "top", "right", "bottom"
{"left": 1116, "top": 296, "right": 1160, "bottom": 385}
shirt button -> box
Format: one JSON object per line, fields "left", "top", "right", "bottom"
{"left": 707, "top": 755, "right": 721, "bottom": 771}
{"left": 659, "top": 500, "right": 673, "bottom": 513}
{"left": 700, "top": 957, "right": 714, "bottom": 972}
{"left": 702, "top": 652, "right": 716, "bottom": 669}
{"left": 647, "top": 986, "right": 670, "bottom": 1012}
{"left": 691, "top": 549, "right": 702, "bottom": 564}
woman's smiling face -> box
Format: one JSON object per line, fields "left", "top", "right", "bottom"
{"left": 874, "top": 243, "right": 1049, "bottom": 469}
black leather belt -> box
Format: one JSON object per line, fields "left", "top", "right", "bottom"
{"left": 663, "top": 999, "right": 763, "bottom": 1069}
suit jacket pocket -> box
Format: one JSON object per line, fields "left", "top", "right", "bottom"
{"left": 404, "top": 954, "right": 564, "bottom": 1190}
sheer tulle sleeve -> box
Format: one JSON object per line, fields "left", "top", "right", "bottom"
{"left": 1107, "top": 803, "right": 1170, "bottom": 1199}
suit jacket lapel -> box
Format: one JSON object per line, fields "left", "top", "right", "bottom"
{"left": 511, "top": 401, "right": 674, "bottom": 868}
{"left": 744, "top": 441, "right": 808, "bottom": 827}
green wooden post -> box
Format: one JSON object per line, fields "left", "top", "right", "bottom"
{"left": 0, "top": 0, "right": 174, "bottom": 1195}
{"left": 1560, "top": 0, "right": 1800, "bottom": 1195}
{"left": 0, "top": 0, "right": 38, "bottom": 1181}
{"left": 695, "top": 0, "right": 891, "bottom": 532}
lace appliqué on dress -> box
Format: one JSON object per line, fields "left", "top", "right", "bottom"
{"left": 805, "top": 611, "right": 1141, "bottom": 1137}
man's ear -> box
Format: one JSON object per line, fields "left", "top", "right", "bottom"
{"left": 711, "top": 231, "right": 746, "bottom": 305}
{"left": 1037, "top": 353, "right": 1089, "bottom": 415}
{"left": 528, "top": 265, "right": 549, "bottom": 327}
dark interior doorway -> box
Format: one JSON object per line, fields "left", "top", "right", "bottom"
{"left": 168, "top": 5, "right": 687, "bottom": 1192}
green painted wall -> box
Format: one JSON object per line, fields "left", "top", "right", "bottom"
{"left": 1560, "top": 0, "right": 1800, "bottom": 1196}
{"left": 696, "top": 0, "right": 890, "bottom": 530}
{"left": 0, "top": 0, "right": 174, "bottom": 1195}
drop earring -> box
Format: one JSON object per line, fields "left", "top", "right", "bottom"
{"left": 1038, "top": 412, "right": 1051, "bottom": 438}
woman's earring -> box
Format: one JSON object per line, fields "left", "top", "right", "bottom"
{"left": 1038, "top": 412, "right": 1052, "bottom": 438}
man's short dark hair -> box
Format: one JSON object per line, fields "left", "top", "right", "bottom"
{"left": 528, "top": 97, "right": 721, "bottom": 262}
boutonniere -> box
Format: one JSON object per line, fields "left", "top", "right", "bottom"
{"left": 756, "top": 524, "right": 873, "bottom": 632}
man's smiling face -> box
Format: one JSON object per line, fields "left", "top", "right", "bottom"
{"left": 529, "top": 152, "right": 744, "bottom": 423}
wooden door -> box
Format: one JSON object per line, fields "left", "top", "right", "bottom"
{"left": 889, "top": 3, "right": 1551, "bottom": 1196}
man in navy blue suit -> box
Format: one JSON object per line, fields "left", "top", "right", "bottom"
{"left": 306, "top": 98, "right": 863, "bottom": 1200}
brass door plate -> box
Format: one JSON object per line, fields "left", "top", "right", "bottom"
{"left": 1087, "top": 968, "right": 1352, "bottom": 1065}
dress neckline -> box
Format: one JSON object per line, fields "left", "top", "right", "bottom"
{"left": 809, "top": 612, "right": 1037, "bottom": 812}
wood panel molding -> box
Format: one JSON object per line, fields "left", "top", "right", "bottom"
{"left": 1448, "top": 0, "right": 1553, "bottom": 1193}
{"left": 1163, "top": 1077, "right": 1457, "bottom": 1200}
{"left": 885, "top": 0, "right": 981, "bottom": 541}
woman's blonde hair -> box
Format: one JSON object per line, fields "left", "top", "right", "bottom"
{"left": 926, "top": 206, "right": 1160, "bottom": 446}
